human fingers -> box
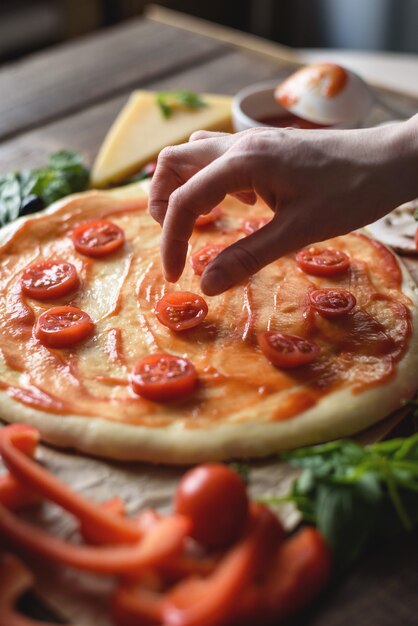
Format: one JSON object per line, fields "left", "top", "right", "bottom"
{"left": 232, "top": 191, "right": 258, "bottom": 205}
{"left": 160, "top": 152, "right": 255, "bottom": 282}
{"left": 200, "top": 211, "right": 306, "bottom": 295}
{"left": 189, "top": 130, "right": 259, "bottom": 202}
{"left": 149, "top": 136, "right": 234, "bottom": 226}
{"left": 189, "top": 130, "right": 231, "bottom": 142}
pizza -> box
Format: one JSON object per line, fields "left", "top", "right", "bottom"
{"left": 0, "top": 180, "right": 417, "bottom": 464}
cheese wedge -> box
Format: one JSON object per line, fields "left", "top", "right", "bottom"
{"left": 91, "top": 91, "right": 233, "bottom": 188}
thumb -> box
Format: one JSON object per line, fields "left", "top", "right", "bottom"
{"left": 231, "top": 191, "right": 258, "bottom": 205}
{"left": 200, "top": 213, "right": 303, "bottom": 295}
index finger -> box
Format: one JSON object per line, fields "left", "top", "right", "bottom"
{"left": 149, "top": 135, "right": 234, "bottom": 226}
{"left": 161, "top": 152, "right": 253, "bottom": 282}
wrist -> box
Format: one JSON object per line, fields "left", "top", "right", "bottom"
{"left": 384, "top": 115, "right": 418, "bottom": 204}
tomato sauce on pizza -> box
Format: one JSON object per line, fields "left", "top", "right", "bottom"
{"left": 0, "top": 190, "right": 414, "bottom": 433}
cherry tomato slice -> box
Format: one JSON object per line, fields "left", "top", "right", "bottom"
{"left": 258, "top": 331, "right": 320, "bottom": 368}
{"left": 309, "top": 288, "right": 356, "bottom": 319}
{"left": 21, "top": 260, "right": 79, "bottom": 301}
{"left": 296, "top": 247, "right": 350, "bottom": 276}
{"left": 242, "top": 217, "right": 270, "bottom": 235}
{"left": 174, "top": 464, "right": 249, "bottom": 549}
{"left": 72, "top": 220, "right": 125, "bottom": 258}
{"left": 155, "top": 291, "right": 208, "bottom": 331}
{"left": 195, "top": 205, "right": 222, "bottom": 228}
{"left": 34, "top": 306, "right": 94, "bottom": 348}
{"left": 190, "top": 244, "right": 225, "bottom": 276}
{"left": 131, "top": 354, "right": 197, "bottom": 402}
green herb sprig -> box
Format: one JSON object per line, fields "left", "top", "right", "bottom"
{"left": 229, "top": 462, "right": 250, "bottom": 486}
{"left": 156, "top": 91, "right": 207, "bottom": 119}
{"left": 260, "top": 435, "right": 418, "bottom": 570}
{"left": 0, "top": 151, "right": 89, "bottom": 227}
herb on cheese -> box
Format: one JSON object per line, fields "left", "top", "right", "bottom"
{"left": 260, "top": 435, "right": 418, "bottom": 569}
{"left": 156, "top": 91, "right": 207, "bottom": 119}
{"left": 0, "top": 151, "right": 89, "bottom": 227}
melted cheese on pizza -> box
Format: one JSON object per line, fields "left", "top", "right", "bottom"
{"left": 0, "top": 190, "right": 412, "bottom": 428}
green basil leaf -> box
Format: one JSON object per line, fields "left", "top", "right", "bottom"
{"left": 276, "top": 435, "right": 418, "bottom": 570}
{"left": 0, "top": 151, "right": 89, "bottom": 229}
{"left": 283, "top": 439, "right": 366, "bottom": 476}
{"left": 48, "top": 151, "right": 89, "bottom": 192}
{"left": 0, "top": 173, "right": 22, "bottom": 226}
{"left": 355, "top": 472, "right": 383, "bottom": 502}
{"left": 45, "top": 179, "right": 72, "bottom": 205}
{"left": 393, "top": 433, "right": 418, "bottom": 461}
{"left": 156, "top": 91, "right": 207, "bottom": 119}
{"left": 175, "top": 90, "right": 207, "bottom": 109}
{"left": 48, "top": 150, "right": 83, "bottom": 169}
{"left": 17, "top": 170, "right": 38, "bottom": 198}
{"left": 316, "top": 483, "right": 380, "bottom": 569}
{"left": 294, "top": 469, "right": 315, "bottom": 494}
{"left": 156, "top": 94, "right": 172, "bottom": 119}
{"left": 229, "top": 462, "right": 250, "bottom": 485}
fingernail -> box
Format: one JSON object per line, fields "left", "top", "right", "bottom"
{"left": 163, "top": 269, "right": 178, "bottom": 283}
{"left": 148, "top": 211, "right": 163, "bottom": 226}
{"left": 201, "top": 268, "right": 232, "bottom": 295}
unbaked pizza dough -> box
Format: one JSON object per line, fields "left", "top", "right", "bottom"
{"left": 0, "top": 181, "right": 417, "bottom": 464}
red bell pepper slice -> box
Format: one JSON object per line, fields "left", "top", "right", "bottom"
{"left": 161, "top": 503, "right": 285, "bottom": 626}
{"left": 0, "top": 425, "right": 141, "bottom": 545}
{"left": 0, "top": 425, "right": 41, "bottom": 511}
{"left": 263, "top": 526, "right": 332, "bottom": 621}
{"left": 112, "top": 581, "right": 164, "bottom": 626}
{"left": 0, "top": 501, "right": 190, "bottom": 575}
{"left": 133, "top": 509, "right": 219, "bottom": 581}
{"left": 0, "top": 473, "right": 40, "bottom": 511}
{"left": 232, "top": 526, "right": 332, "bottom": 625}
{"left": 1, "top": 424, "right": 38, "bottom": 456}
{"left": 112, "top": 504, "right": 284, "bottom": 626}
{"left": 82, "top": 503, "right": 217, "bottom": 582}
{"left": 80, "top": 497, "right": 126, "bottom": 545}
{"left": 0, "top": 425, "right": 191, "bottom": 574}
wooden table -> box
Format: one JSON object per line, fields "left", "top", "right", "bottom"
{"left": 0, "top": 7, "right": 417, "bottom": 626}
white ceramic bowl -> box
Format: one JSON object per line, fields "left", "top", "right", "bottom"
{"left": 232, "top": 80, "right": 286, "bottom": 131}
{"left": 232, "top": 79, "right": 355, "bottom": 132}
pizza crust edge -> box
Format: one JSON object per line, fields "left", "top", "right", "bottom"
{"left": 0, "top": 183, "right": 417, "bottom": 465}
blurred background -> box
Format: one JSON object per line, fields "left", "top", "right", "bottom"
{"left": 1, "top": 0, "right": 418, "bottom": 64}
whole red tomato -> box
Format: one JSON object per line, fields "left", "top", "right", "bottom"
{"left": 174, "top": 464, "right": 249, "bottom": 549}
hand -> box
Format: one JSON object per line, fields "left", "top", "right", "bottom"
{"left": 149, "top": 117, "right": 418, "bottom": 296}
